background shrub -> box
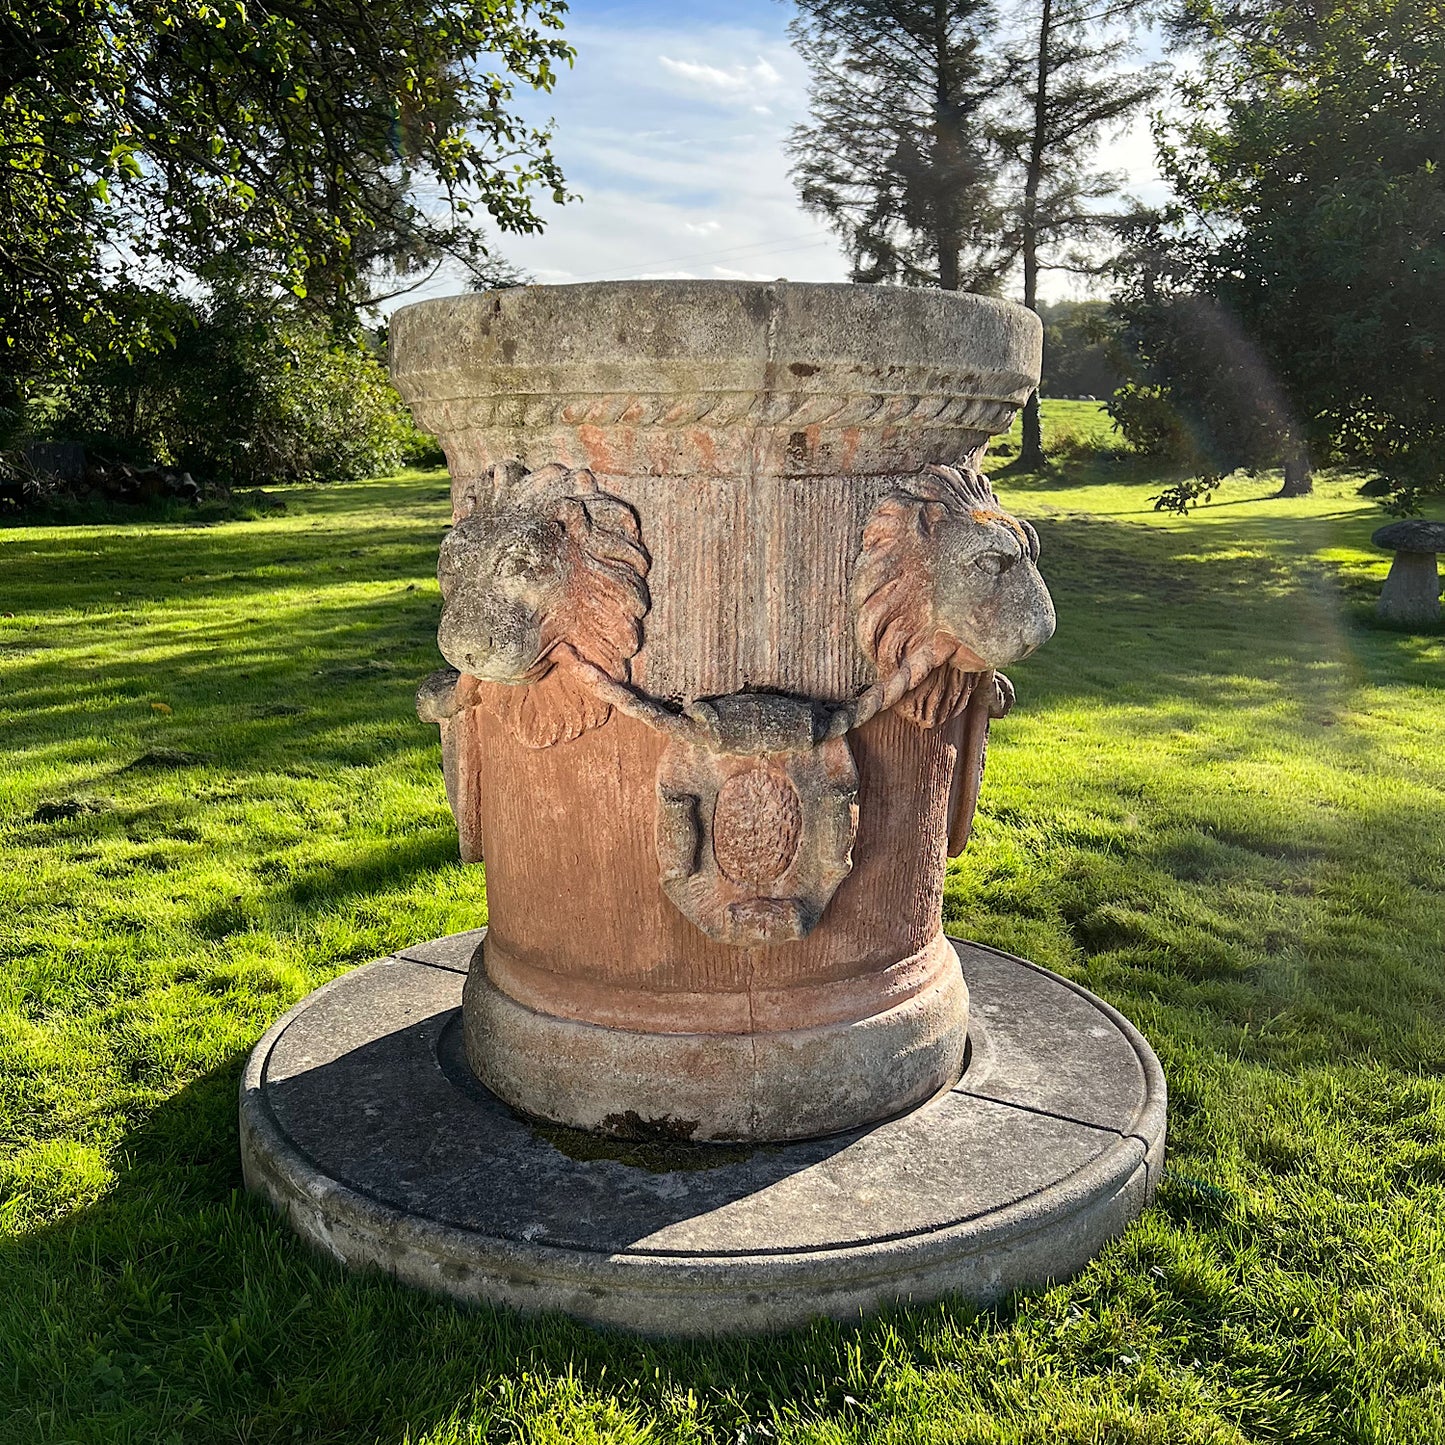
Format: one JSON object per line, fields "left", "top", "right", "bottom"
{"left": 35, "top": 293, "right": 420, "bottom": 487}
{"left": 1106, "top": 381, "right": 1196, "bottom": 462}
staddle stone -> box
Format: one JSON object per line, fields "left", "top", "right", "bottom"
{"left": 1373, "top": 519, "right": 1445, "bottom": 626}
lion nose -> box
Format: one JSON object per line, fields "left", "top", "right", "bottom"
{"left": 1019, "top": 589, "right": 1056, "bottom": 656}
{"left": 437, "top": 605, "right": 488, "bottom": 671}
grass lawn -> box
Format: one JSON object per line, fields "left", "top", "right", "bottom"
{"left": 3, "top": 408, "right": 1445, "bottom": 1444}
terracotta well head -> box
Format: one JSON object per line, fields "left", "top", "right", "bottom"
{"left": 392, "top": 282, "right": 1052, "bottom": 1142}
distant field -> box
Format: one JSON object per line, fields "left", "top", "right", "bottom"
{"left": 994, "top": 397, "right": 1126, "bottom": 459}
{"left": 3, "top": 424, "right": 1444, "bottom": 1444}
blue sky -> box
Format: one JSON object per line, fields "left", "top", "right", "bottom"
{"left": 422, "top": 0, "right": 1167, "bottom": 303}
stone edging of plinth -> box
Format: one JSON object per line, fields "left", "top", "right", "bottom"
{"left": 239, "top": 933, "right": 1166, "bottom": 1336}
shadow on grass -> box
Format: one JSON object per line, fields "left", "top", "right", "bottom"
{"left": 276, "top": 829, "right": 464, "bottom": 912}
{"left": 990, "top": 452, "right": 1186, "bottom": 490}
{"left": 183, "top": 829, "right": 466, "bottom": 942}
{"left": 0, "top": 1058, "right": 994, "bottom": 1444}
{"left": 5, "top": 489, "right": 1436, "bottom": 756}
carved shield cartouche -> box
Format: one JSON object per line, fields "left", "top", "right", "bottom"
{"left": 655, "top": 694, "right": 859, "bottom": 947}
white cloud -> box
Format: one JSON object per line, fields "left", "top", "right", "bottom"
{"left": 1095, "top": 110, "right": 1170, "bottom": 210}
{"left": 710, "top": 264, "right": 782, "bottom": 281}
{"left": 656, "top": 54, "right": 784, "bottom": 101}
{"left": 432, "top": 19, "right": 847, "bottom": 291}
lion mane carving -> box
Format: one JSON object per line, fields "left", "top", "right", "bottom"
{"left": 436, "top": 461, "right": 651, "bottom": 748}
{"left": 852, "top": 464, "right": 1055, "bottom": 729}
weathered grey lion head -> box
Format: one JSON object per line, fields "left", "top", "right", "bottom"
{"left": 924, "top": 470, "right": 1055, "bottom": 667}
{"left": 437, "top": 508, "right": 567, "bottom": 683}
{"left": 853, "top": 465, "right": 1054, "bottom": 726}
{"left": 435, "top": 461, "right": 651, "bottom": 747}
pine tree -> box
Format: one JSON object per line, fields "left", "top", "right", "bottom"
{"left": 995, "top": 0, "right": 1161, "bottom": 467}
{"left": 788, "top": 0, "right": 1158, "bottom": 471}
{"left": 786, "top": 1, "right": 1013, "bottom": 294}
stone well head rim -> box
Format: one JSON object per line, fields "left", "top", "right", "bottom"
{"left": 390, "top": 276, "right": 1041, "bottom": 330}
{"left": 389, "top": 280, "right": 1042, "bottom": 392}
{"left": 389, "top": 280, "right": 1043, "bottom": 479}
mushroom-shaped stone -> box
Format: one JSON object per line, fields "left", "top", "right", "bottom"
{"left": 1372, "top": 519, "right": 1445, "bottom": 625}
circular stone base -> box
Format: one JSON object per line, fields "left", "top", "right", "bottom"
{"left": 464, "top": 932, "right": 970, "bottom": 1142}
{"left": 240, "top": 933, "right": 1166, "bottom": 1336}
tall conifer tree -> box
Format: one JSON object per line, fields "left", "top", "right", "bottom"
{"left": 787, "top": 0, "right": 1012, "bottom": 294}
{"left": 995, "top": 0, "right": 1160, "bottom": 466}
{"left": 788, "top": 0, "right": 1157, "bottom": 473}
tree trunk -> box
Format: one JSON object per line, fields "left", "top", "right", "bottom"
{"left": 1019, "top": 391, "right": 1045, "bottom": 470}
{"left": 1017, "top": 0, "right": 1052, "bottom": 471}
{"left": 933, "top": 0, "right": 960, "bottom": 292}
{"left": 938, "top": 242, "right": 961, "bottom": 291}
{"left": 1019, "top": 222, "right": 1045, "bottom": 466}
{"left": 1279, "top": 450, "right": 1313, "bottom": 497}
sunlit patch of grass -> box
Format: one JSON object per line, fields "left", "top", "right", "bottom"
{"left": 3, "top": 431, "right": 1444, "bottom": 1443}
{"left": 991, "top": 397, "right": 1127, "bottom": 463}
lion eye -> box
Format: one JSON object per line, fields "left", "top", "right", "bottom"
{"left": 975, "top": 551, "right": 1015, "bottom": 576}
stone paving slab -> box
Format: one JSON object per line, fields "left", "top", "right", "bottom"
{"left": 393, "top": 928, "right": 486, "bottom": 973}
{"left": 954, "top": 944, "right": 1161, "bottom": 1143}
{"left": 241, "top": 935, "right": 1166, "bottom": 1334}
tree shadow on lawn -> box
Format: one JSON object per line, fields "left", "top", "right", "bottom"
{"left": 8, "top": 513, "right": 1432, "bottom": 767}
{"left": 3, "top": 499, "right": 1436, "bottom": 744}
{"left": 945, "top": 512, "right": 1445, "bottom": 1082}
{"left": 0, "top": 486, "right": 450, "bottom": 615}
{"left": 7, "top": 499, "right": 1442, "bottom": 1066}
{"left": 185, "top": 829, "right": 466, "bottom": 941}
{"left": 991, "top": 452, "right": 1170, "bottom": 491}
{"left": 4, "top": 582, "right": 444, "bottom": 781}
{"left": 1025, "top": 512, "right": 1442, "bottom": 690}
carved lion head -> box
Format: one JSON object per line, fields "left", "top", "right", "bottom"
{"left": 436, "top": 462, "right": 650, "bottom": 746}
{"left": 852, "top": 465, "right": 1055, "bottom": 727}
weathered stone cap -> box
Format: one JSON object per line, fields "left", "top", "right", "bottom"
{"left": 389, "top": 281, "right": 1043, "bottom": 477}
{"left": 1373, "top": 519, "right": 1445, "bottom": 552}
{"left": 392, "top": 281, "right": 1041, "bottom": 404}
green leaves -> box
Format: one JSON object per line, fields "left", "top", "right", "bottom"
{"left": 1113, "top": 0, "right": 1445, "bottom": 508}
{"left": 1, "top": 0, "right": 574, "bottom": 380}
